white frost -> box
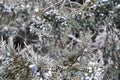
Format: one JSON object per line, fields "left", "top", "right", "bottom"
{"left": 115, "top": 4, "right": 120, "bottom": 9}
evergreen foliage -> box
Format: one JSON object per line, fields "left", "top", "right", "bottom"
{"left": 0, "top": 0, "right": 120, "bottom": 80}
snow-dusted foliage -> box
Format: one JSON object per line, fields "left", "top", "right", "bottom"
{"left": 0, "top": 0, "right": 120, "bottom": 80}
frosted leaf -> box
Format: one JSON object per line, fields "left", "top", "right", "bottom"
{"left": 100, "top": 13, "right": 104, "bottom": 16}
{"left": 91, "top": 4, "right": 97, "bottom": 9}
{"left": 85, "top": 73, "right": 88, "bottom": 76}
{"left": 26, "top": 4, "right": 30, "bottom": 8}
{"left": 84, "top": 48, "right": 88, "bottom": 52}
{"left": 86, "top": 0, "right": 91, "bottom": 3}
{"left": 95, "top": 31, "right": 106, "bottom": 45}
{"left": 34, "top": 7, "right": 39, "bottom": 12}
{"left": 20, "top": 5, "right": 25, "bottom": 8}
{"left": 3, "top": 26, "right": 8, "bottom": 30}
{"left": 6, "top": 52, "right": 10, "bottom": 57}
{"left": 93, "top": 77, "right": 99, "bottom": 80}
{"left": 4, "top": 7, "right": 12, "bottom": 13}
{"left": 115, "top": 4, "right": 120, "bottom": 9}
{"left": 29, "top": 64, "right": 36, "bottom": 68}
{"left": 88, "top": 61, "right": 96, "bottom": 66}
{"left": 88, "top": 67, "right": 92, "bottom": 73}
{"left": 109, "top": 11, "right": 114, "bottom": 14}
{"left": 40, "top": 78, "right": 44, "bottom": 80}
{"left": 101, "top": 0, "right": 108, "bottom": 2}
{"left": 97, "top": 68, "right": 102, "bottom": 71}
{"left": 77, "top": 57, "right": 81, "bottom": 61}
{"left": 36, "top": 16, "right": 41, "bottom": 20}
{"left": 85, "top": 76, "right": 90, "bottom": 79}
{"left": 48, "top": 70, "right": 52, "bottom": 76}
{"left": 44, "top": 72, "right": 51, "bottom": 79}
{"left": 36, "top": 72, "right": 40, "bottom": 76}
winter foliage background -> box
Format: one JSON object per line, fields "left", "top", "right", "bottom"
{"left": 0, "top": 0, "right": 120, "bottom": 80}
